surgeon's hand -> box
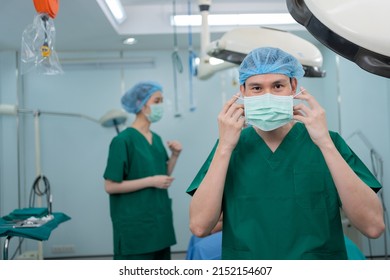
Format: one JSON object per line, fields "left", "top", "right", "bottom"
{"left": 151, "top": 175, "right": 175, "bottom": 189}
{"left": 293, "top": 87, "right": 333, "bottom": 148}
{"left": 167, "top": 140, "right": 182, "bottom": 157}
{"left": 217, "top": 94, "right": 245, "bottom": 152}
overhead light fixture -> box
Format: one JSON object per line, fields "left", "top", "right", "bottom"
{"left": 209, "top": 57, "right": 224, "bottom": 65}
{"left": 123, "top": 37, "right": 137, "bottom": 45}
{"left": 103, "top": 0, "right": 127, "bottom": 24}
{"left": 171, "top": 13, "right": 297, "bottom": 26}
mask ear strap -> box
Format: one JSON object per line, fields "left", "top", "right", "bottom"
{"left": 234, "top": 92, "right": 244, "bottom": 100}
{"left": 141, "top": 104, "right": 150, "bottom": 117}
{"left": 293, "top": 89, "right": 304, "bottom": 98}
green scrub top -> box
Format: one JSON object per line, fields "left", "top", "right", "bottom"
{"left": 187, "top": 123, "right": 381, "bottom": 260}
{"left": 104, "top": 127, "right": 176, "bottom": 255}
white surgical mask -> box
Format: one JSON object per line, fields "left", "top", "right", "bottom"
{"left": 145, "top": 103, "right": 164, "bottom": 123}
{"left": 244, "top": 93, "right": 293, "bottom": 131}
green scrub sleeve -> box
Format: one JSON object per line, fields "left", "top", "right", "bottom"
{"left": 331, "top": 131, "right": 382, "bottom": 193}
{"left": 103, "top": 137, "right": 129, "bottom": 182}
{"left": 186, "top": 140, "right": 219, "bottom": 196}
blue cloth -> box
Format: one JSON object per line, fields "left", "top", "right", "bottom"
{"left": 344, "top": 236, "right": 366, "bottom": 260}
{"left": 186, "top": 232, "right": 365, "bottom": 260}
{"left": 186, "top": 232, "right": 222, "bottom": 260}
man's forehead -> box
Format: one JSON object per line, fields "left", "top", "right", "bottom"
{"left": 246, "top": 74, "right": 290, "bottom": 84}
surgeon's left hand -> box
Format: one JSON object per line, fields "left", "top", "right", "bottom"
{"left": 293, "top": 87, "right": 333, "bottom": 148}
{"left": 168, "top": 140, "right": 182, "bottom": 156}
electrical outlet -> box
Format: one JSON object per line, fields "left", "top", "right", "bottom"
{"left": 51, "top": 245, "right": 75, "bottom": 254}
{"left": 16, "top": 250, "right": 39, "bottom": 259}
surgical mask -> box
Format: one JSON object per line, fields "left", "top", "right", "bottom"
{"left": 145, "top": 103, "right": 164, "bottom": 123}
{"left": 244, "top": 93, "right": 293, "bottom": 131}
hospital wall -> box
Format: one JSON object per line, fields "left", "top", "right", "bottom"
{"left": 336, "top": 57, "right": 390, "bottom": 257}
{"left": 0, "top": 46, "right": 389, "bottom": 259}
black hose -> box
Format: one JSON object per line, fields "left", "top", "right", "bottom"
{"left": 29, "top": 175, "right": 51, "bottom": 214}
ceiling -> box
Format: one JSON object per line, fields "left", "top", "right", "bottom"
{"left": 0, "top": 0, "right": 316, "bottom": 53}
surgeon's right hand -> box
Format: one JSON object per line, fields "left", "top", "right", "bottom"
{"left": 151, "top": 175, "right": 175, "bottom": 189}
{"left": 217, "top": 94, "right": 245, "bottom": 152}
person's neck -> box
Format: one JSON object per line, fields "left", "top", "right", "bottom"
{"left": 131, "top": 117, "right": 151, "bottom": 134}
{"left": 254, "top": 121, "right": 295, "bottom": 151}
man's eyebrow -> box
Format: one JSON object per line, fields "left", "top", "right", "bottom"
{"left": 246, "top": 82, "right": 262, "bottom": 87}
{"left": 271, "top": 79, "right": 289, "bottom": 84}
{"left": 246, "top": 79, "right": 289, "bottom": 87}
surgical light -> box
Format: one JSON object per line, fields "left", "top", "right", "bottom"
{"left": 123, "top": 37, "right": 137, "bottom": 45}
{"left": 171, "top": 13, "right": 298, "bottom": 27}
{"left": 0, "top": 104, "right": 128, "bottom": 133}
{"left": 193, "top": 0, "right": 324, "bottom": 80}
{"left": 209, "top": 57, "right": 224, "bottom": 65}
{"left": 286, "top": 0, "right": 390, "bottom": 78}
{"left": 103, "top": 0, "right": 127, "bottom": 24}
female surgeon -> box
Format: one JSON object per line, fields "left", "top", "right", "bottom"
{"left": 103, "top": 81, "right": 182, "bottom": 260}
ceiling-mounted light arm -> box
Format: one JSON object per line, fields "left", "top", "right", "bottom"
{"left": 198, "top": 0, "right": 211, "bottom": 58}
{"left": 196, "top": 0, "right": 237, "bottom": 80}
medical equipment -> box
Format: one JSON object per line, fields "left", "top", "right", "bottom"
{"left": 187, "top": 0, "right": 197, "bottom": 112}
{"left": 0, "top": 104, "right": 125, "bottom": 259}
{"left": 0, "top": 105, "right": 128, "bottom": 132}
{"left": 208, "top": 27, "right": 325, "bottom": 78}
{"left": 12, "top": 214, "right": 54, "bottom": 228}
{"left": 286, "top": 0, "right": 390, "bottom": 78}
{"left": 1, "top": 210, "right": 70, "bottom": 260}
{"left": 33, "top": 0, "right": 59, "bottom": 19}
{"left": 171, "top": 0, "right": 183, "bottom": 118}
{"left": 21, "top": 0, "right": 63, "bottom": 75}
{"left": 196, "top": 0, "right": 240, "bottom": 80}
{"left": 99, "top": 109, "right": 128, "bottom": 134}
{"left": 195, "top": 0, "right": 325, "bottom": 80}
{"left": 0, "top": 104, "right": 18, "bottom": 115}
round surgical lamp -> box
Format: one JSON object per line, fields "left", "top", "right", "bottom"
{"left": 286, "top": 0, "right": 390, "bottom": 78}
{"left": 99, "top": 109, "right": 128, "bottom": 134}
{"left": 0, "top": 104, "right": 128, "bottom": 134}
{"left": 195, "top": 0, "right": 325, "bottom": 80}
{"left": 207, "top": 27, "right": 325, "bottom": 78}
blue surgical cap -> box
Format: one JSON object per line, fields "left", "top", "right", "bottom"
{"left": 239, "top": 47, "right": 305, "bottom": 85}
{"left": 121, "top": 81, "right": 163, "bottom": 114}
